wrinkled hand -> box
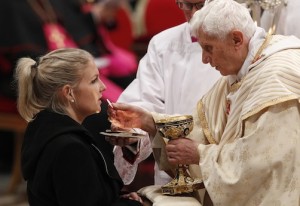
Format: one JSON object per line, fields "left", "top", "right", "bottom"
{"left": 108, "top": 103, "right": 144, "bottom": 129}
{"left": 121, "top": 192, "right": 143, "bottom": 204}
{"left": 166, "top": 138, "right": 200, "bottom": 165}
{"left": 107, "top": 103, "right": 156, "bottom": 136}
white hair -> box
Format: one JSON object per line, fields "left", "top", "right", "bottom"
{"left": 190, "top": 0, "right": 256, "bottom": 40}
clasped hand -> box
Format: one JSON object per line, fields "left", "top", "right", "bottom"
{"left": 166, "top": 138, "right": 200, "bottom": 165}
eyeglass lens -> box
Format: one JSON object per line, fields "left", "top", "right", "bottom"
{"left": 176, "top": 1, "right": 205, "bottom": 11}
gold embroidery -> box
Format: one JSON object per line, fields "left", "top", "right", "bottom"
{"left": 197, "top": 100, "right": 217, "bottom": 144}
{"left": 252, "top": 32, "right": 273, "bottom": 64}
{"left": 241, "top": 94, "right": 298, "bottom": 120}
{"left": 230, "top": 80, "right": 243, "bottom": 93}
{"left": 229, "top": 32, "right": 273, "bottom": 93}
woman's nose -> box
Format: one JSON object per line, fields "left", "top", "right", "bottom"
{"left": 99, "top": 79, "right": 106, "bottom": 92}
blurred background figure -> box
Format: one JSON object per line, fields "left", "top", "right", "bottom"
{"left": 260, "top": 0, "right": 300, "bottom": 38}
{"left": 0, "top": 2, "right": 50, "bottom": 201}
{"left": 237, "top": 0, "right": 299, "bottom": 38}
{"left": 0, "top": 0, "right": 138, "bottom": 102}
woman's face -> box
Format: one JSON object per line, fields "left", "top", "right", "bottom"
{"left": 72, "top": 60, "right": 106, "bottom": 121}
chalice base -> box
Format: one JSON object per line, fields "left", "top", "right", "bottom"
{"left": 161, "top": 176, "right": 203, "bottom": 195}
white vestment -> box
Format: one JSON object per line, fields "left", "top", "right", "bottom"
{"left": 114, "top": 22, "right": 221, "bottom": 185}
{"left": 152, "top": 29, "right": 300, "bottom": 205}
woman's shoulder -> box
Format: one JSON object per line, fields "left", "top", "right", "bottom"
{"left": 46, "top": 132, "right": 91, "bottom": 155}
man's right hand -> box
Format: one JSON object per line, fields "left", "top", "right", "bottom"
{"left": 107, "top": 102, "right": 157, "bottom": 136}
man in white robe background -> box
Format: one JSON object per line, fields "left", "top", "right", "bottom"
{"left": 107, "top": 0, "right": 300, "bottom": 205}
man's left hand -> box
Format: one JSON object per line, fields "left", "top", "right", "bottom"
{"left": 166, "top": 138, "right": 200, "bottom": 165}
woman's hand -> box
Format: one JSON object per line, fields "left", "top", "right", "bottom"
{"left": 105, "top": 136, "right": 138, "bottom": 147}
{"left": 121, "top": 192, "right": 143, "bottom": 204}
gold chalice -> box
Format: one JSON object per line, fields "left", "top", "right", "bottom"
{"left": 156, "top": 115, "right": 203, "bottom": 195}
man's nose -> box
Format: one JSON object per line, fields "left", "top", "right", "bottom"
{"left": 202, "top": 52, "right": 210, "bottom": 64}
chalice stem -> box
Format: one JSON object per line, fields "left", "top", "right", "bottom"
{"left": 177, "top": 164, "right": 189, "bottom": 185}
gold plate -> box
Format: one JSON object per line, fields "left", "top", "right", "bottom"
{"left": 100, "top": 130, "right": 146, "bottom": 139}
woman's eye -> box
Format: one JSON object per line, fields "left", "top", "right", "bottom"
{"left": 91, "top": 78, "right": 98, "bottom": 84}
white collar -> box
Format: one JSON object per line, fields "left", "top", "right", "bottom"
{"left": 228, "top": 27, "right": 266, "bottom": 85}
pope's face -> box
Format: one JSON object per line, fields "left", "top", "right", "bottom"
{"left": 197, "top": 29, "right": 243, "bottom": 76}
{"left": 175, "top": 0, "right": 206, "bottom": 22}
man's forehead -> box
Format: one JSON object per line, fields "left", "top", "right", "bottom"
{"left": 198, "top": 29, "right": 218, "bottom": 42}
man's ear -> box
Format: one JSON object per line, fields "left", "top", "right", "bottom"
{"left": 231, "top": 30, "right": 243, "bottom": 48}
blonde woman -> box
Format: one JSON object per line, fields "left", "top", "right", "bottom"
{"left": 15, "top": 48, "right": 143, "bottom": 206}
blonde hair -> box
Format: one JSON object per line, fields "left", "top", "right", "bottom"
{"left": 15, "top": 48, "right": 94, "bottom": 122}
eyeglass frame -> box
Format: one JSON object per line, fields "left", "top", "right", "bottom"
{"left": 176, "top": 1, "right": 205, "bottom": 11}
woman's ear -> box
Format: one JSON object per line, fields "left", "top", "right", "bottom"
{"left": 61, "top": 85, "right": 74, "bottom": 103}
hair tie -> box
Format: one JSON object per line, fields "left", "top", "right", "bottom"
{"left": 32, "top": 58, "right": 40, "bottom": 69}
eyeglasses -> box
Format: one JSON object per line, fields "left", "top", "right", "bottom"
{"left": 176, "top": 1, "right": 205, "bottom": 11}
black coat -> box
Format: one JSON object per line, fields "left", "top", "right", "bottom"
{"left": 21, "top": 110, "right": 141, "bottom": 206}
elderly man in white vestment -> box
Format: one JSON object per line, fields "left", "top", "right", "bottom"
{"left": 111, "top": 0, "right": 221, "bottom": 187}
{"left": 107, "top": 0, "right": 300, "bottom": 205}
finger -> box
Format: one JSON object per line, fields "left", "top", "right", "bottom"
{"left": 124, "top": 138, "right": 138, "bottom": 145}
{"left": 128, "top": 192, "right": 143, "bottom": 203}
{"left": 115, "top": 138, "right": 126, "bottom": 147}
{"left": 165, "top": 143, "right": 178, "bottom": 153}
{"left": 111, "top": 125, "right": 125, "bottom": 132}
{"left": 106, "top": 137, "right": 125, "bottom": 146}
{"left": 121, "top": 193, "right": 142, "bottom": 203}
{"left": 167, "top": 156, "right": 179, "bottom": 165}
{"left": 168, "top": 138, "right": 183, "bottom": 145}
{"left": 120, "top": 194, "right": 130, "bottom": 198}
{"left": 110, "top": 124, "right": 119, "bottom": 131}
{"left": 105, "top": 136, "right": 117, "bottom": 145}
{"left": 111, "top": 102, "right": 126, "bottom": 111}
{"left": 107, "top": 106, "right": 116, "bottom": 117}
